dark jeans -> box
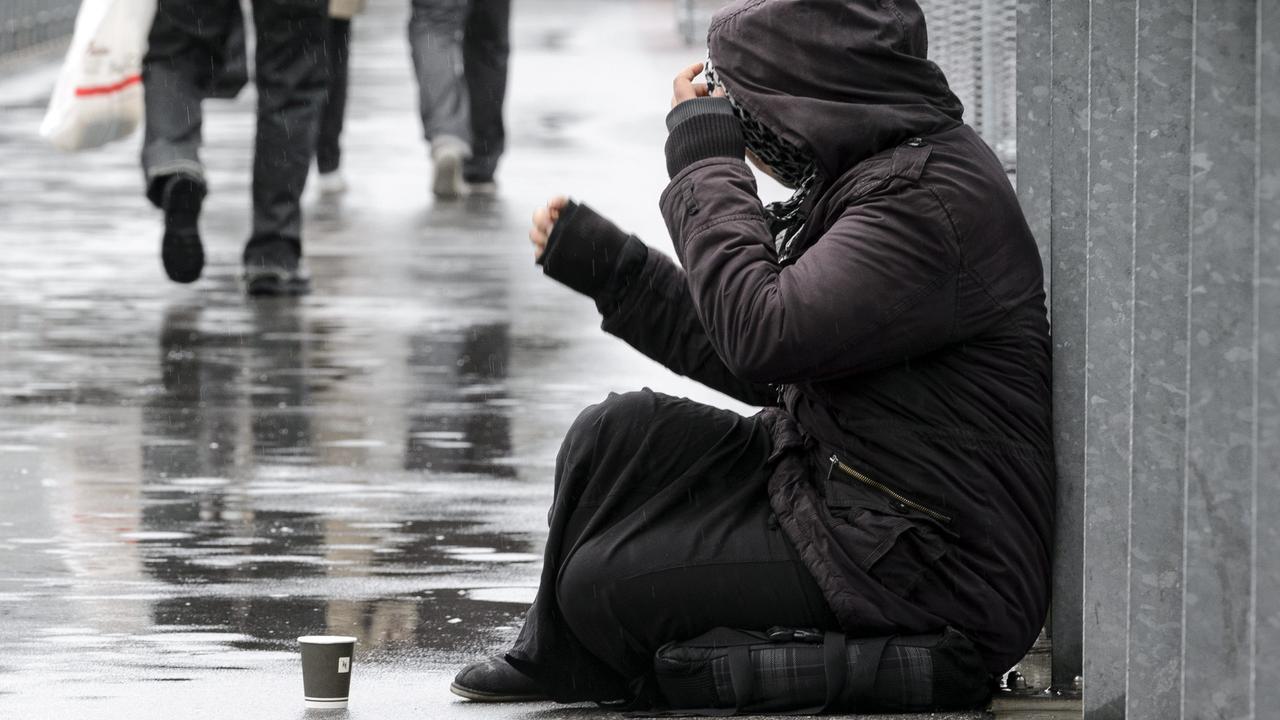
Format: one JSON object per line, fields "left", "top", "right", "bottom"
{"left": 506, "top": 390, "right": 837, "bottom": 703}
{"left": 316, "top": 18, "right": 351, "bottom": 175}
{"left": 408, "top": 0, "right": 510, "bottom": 181}
{"left": 142, "top": 0, "right": 329, "bottom": 245}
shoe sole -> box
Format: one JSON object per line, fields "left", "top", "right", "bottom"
{"left": 245, "top": 273, "right": 311, "bottom": 297}
{"left": 465, "top": 182, "right": 498, "bottom": 198}
{"left": 448, "top": 681, "right": 547, "bottom": 703}
{"left": 161, "top": 178, "right": 205, "bottom": 283}
{"left": 433, "top": 153, "right": 463, "bottom": 200}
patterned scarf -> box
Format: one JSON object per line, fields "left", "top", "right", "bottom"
{"left": 705, "top": 58, "right": 820, "bottom": 262}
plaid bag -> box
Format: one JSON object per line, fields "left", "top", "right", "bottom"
{"left": 647, "top": 626, "right": 992, "bottom": 716}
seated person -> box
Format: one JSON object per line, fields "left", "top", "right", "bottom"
{"left": 451, "top": 0, "right": 1053, "bottom": 707}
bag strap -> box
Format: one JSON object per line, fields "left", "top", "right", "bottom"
{"left": 781, "top": 631, "right": 847, "bottom": 715}
{"left": 821, "top": 631, "right": 848, "bottom": 711}
{"left": 847, "top": 635, "right": 892, "bottom": 704}
{"left": 728, "top": 645, "right": 754, "bottom": 712}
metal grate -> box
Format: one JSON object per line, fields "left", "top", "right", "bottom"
{"left": 922, "top": 0, "right": 1018, "bottom": 165}
{"left": 0, "top": 0, "right": 81, "bottom": 60}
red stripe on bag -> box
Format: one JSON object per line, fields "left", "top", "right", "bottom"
{"left": 74, "top": 74, "right": 142, "bottom": 97}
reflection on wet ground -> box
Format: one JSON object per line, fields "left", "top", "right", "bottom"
{"left": 0, "top": 1, "right": 766, "bottom": 716}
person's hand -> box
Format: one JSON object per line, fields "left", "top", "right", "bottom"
{"left": 530, "top": 196, "right": 569, "bottom": 261}
{"left": 671, "top": 62, "right": 710, "bottom": 108}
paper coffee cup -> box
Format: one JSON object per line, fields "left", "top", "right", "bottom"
{"left": 298, "top": 635, "right": 357, "bottom": 709}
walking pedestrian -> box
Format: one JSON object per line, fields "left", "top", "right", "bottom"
{"left": 142, "top": 0, "right": 329, "bottom": 295}
{"left": 408, "top": 0, "right": 511, "bottom": 199}
{"left": 316, "top": 0, "right": 368, "bottom": 196}
{"left": 450, "top": 0, "right": 1052, "bottom": 710}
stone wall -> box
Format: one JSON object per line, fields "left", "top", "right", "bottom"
{"left": 1016, "top": 1, "right": 1278, "bottom": 718}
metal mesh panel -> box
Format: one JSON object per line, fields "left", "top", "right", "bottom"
{"left": 0, "top": 0, "right": 80, "bottom": 60}
{"left": 922, "top": 0, "right": 1018, "bottom": 165}
{"left": 674, "top": 1, "right": 1018, "bottom": 165}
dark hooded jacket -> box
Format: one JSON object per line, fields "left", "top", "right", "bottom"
{"left": 539, "top": 0, "right": 1052, "bottom": 674}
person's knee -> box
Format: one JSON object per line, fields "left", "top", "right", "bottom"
{"left": 574, "top": 390, "right": 656, "bottom": 435}
{"left": 556, "top": 390, "right": 655, "bottom": 466}
{"left": 558, "top": 386, "right": 675, "bottom": 476}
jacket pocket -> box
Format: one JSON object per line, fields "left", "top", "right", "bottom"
{"left": 838, "top": 507, "right": 950, "bottom": 597}
{"left": 823, "top": 453, "right": 954, "bottom": 597}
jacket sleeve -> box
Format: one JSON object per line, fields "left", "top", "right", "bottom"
{"left": 540, "top": 202, "right": 778, "bottom": 407}
{"left": 658, "top": 157, "right": 963, "bottom": 384}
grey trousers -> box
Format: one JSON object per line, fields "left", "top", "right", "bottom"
{"left": 409, "top": 0, "right": 510, "bottom": 181}
{"left": 142, "top": 0, "right": 329, "bottom": 244}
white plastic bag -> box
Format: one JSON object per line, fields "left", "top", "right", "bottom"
{"left": 40, "top": 0, "right": 158, "bottom": 152}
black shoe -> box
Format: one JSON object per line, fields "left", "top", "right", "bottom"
{"left": 450, "top": 656, "right": 547, "bottom": 703}
{"left": 160, "top": 176, "right": 206, "bottom": 283}
{"left": 242, "top": 237, "right": 310, "bottom": 296}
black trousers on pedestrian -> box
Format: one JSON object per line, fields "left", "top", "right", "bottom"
{"left": 142, "top": 0, "right": 329, "bottom": 245}
{"left": 506, "top": 390, "right": 837, "bottom": 703}
{"left": 316, "top": 18, "right": 351, "bottom": 175}
{"left": 462, "top": 0, "right": 510, "bottom": 182}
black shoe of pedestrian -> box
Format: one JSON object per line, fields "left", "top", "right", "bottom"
{"left": 450, "top": 656, "right": 547, "bottom": 703}
{"left": 242, "top": 237, "right": 311, "bottom": 297}
{"left": 160, "top": 176, "right": 206, "bottom": 284}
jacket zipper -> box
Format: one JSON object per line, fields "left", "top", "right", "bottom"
{"left": 827, "top": 454, "right": 952, "bottom": 524}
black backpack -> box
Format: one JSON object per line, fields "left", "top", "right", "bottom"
{"left": 642, "top": 626, "right": 993, "bottom": 716}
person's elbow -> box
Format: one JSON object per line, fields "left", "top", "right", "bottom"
{"left": 718, "top": 337, "right": 809, "bottom": 385}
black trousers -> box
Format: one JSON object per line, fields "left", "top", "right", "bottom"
{"left": 142, "top": 0, "right": 329, "bottom": 244}
{"left": 316, "top": 18, "right": 352, "bottom": 175}
{"left": 507, "top": 390, "right": 836, "bottom": 703}
{"left": 462, "top": 0, "right": 510, "bottom": 181}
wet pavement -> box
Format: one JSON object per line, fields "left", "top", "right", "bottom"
{"left": 0, "top": 1, "right": 1011, "bottom": 717}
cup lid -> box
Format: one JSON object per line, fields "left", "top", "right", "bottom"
{"left": 297, "top": 635, "right": 358, "bottom": 644}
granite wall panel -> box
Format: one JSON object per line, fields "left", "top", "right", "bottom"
{"left": 1182, "top": 3, "right": 1258, "bottom": 718}
{"left": 1017, "top": 0, "right": 1272, "bottom": 716}
{"left": 1046, "top": 0, "right": 1090, "bottom": 691}
{"left": 1127, "top": 2, "right": 1195, "bottom": 718}
{"left": 1082, "top": 2, "right": 1138, "bottom": 716}
{"left": 1251, "top": 0, "right": 1278, "bottom": 714}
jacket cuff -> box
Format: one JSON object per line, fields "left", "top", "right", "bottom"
{"left": 664, "top": 97, "right": 744, "bottom": 178}
{"left": 539, "top": 201, "right": 644, "bottom": 303}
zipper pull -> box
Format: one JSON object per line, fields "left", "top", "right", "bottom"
{"left": 826, "top": 454, "right": 839, "bottom": 483}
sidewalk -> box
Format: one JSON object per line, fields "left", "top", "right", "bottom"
{"left": 0, "top": 1, "right": 993, "bottom": 718}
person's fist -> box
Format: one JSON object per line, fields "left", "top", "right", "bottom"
{"left": 530, "top": 196, "right": 569, "bottom": 261}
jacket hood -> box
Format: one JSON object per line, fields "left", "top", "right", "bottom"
{"left": 707, "top": 0, "right": 964, "bottom": 180}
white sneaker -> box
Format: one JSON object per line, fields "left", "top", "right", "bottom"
{"left": 317, "top": 170, "right": 347, "bottom": 196}
{"left": 431, "top": 137, "right": 468, "bottom": 200}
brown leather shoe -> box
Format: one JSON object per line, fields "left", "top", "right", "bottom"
{"left": 450, "top": 655, "right": 548, "bottom": 702}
